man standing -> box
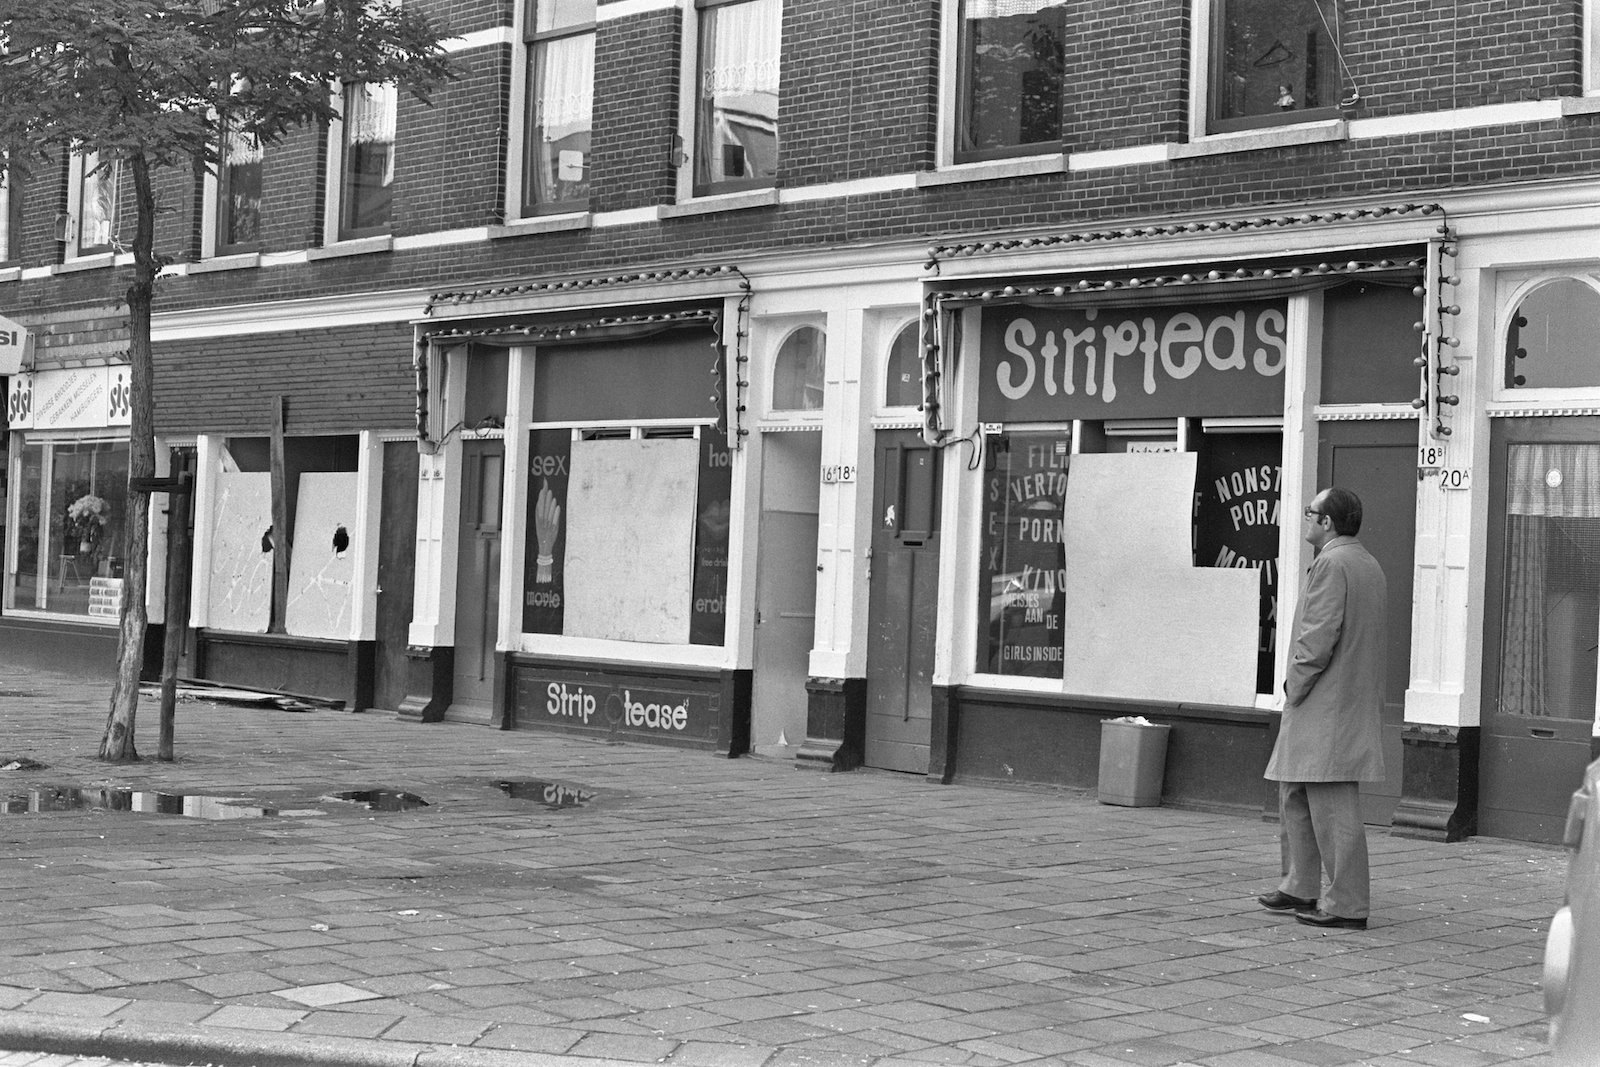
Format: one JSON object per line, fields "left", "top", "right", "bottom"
{"left": 1257, "top": 486, "right": 1387, "bottom": 930}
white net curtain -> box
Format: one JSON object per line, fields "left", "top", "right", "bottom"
{"left": 1500, "top": 443, "right": 1600, "bottom": 720}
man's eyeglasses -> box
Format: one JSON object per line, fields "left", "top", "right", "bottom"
{"left": 1303, "top": 507, "right": 1325, "bottom": 520}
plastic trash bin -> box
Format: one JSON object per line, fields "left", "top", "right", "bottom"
{"left": 1097, "top": 717, "right": 1171, "bottom": 807}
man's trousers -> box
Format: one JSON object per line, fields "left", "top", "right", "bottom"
{"left": 1277, "top": 780, "right": 1370, "bottom": 920}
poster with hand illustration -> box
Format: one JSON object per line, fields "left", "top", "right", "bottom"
{"left": 522, "top": 428, "right": 570, "bottom": 635}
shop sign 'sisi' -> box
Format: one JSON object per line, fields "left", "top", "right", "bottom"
{"left": 0, "top": 313, "right": 30, "bottom": 375}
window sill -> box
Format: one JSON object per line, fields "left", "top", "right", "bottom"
{"left": 172, "top": 252, "right": 262, "bottom": 276}
{"left": 1561, "top": 96, "right": 1600, "bottom": 117}
{"left": 0, "top": 265, "right": 19, "bottom": 284}
{"left": 489, "top": 212, "right": 592, "bottom": 239}
{"left": 52, "top": 253, "right": 117, "bottom": 274}
{"left": 916, "top": 153, "right": 1067, "bottom": 187}
{"left": 1172, "top": 120, "right": 1347, "bottom": 159}
{"left": 306, "top": 235, "right": 393, "bottom": 261}
{"left": 658, "top": 187, "right": 779, "bottom": 219}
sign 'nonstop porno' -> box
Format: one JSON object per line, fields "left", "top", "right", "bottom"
{"left": 978, "top": 299, "right": 1290, "bottom": 421}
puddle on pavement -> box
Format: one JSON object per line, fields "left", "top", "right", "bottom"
{"left": 494, "top": 779, "right": 596, "bottom": 809}
{"left": 321, "top": 789, "right": 430, "bottom": 811}
{"left": 3, "top": 786, "right": 432, "bottom": 819}
{"left": 0, "top": 786, "right": 326, "bottom": 819}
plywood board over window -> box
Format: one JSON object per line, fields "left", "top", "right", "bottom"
{"left": 562, "top": 437, "right": 698, "bottom": 643}
{"left": 285, "top": 472, "right": 359, "bottom": 640}
{"left": 1059, "top": 452, "right": 1258, "bottom": 706}
{"left": 208, "top": 471, "right": 273, "bottom": 634}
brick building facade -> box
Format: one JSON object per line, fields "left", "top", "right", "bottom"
{"left": 5, "top": 0, "right": 1600, "bottom": 843}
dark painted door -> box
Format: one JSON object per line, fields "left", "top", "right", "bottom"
{"left": 1481, "top": 418, "right": 1600, "bottom": 843}
{"left": 1317, "top": 420, "right": 1417, "bottom": 825}
{"left": 372, "top": 442, "right": 419, "bottom": 713}
{"left": 451, "top": 440, "right": 503, "bottom": 721}
{"left": 865, "top": 431, "right": 941, "bottom": 774}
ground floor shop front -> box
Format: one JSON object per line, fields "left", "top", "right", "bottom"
{"left": 7, "top": 190, "right": 1600, "bottom": 846}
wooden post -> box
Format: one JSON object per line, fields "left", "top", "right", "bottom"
{"left": 158, "top": 470, "right": 193, "bottom": 762}
{"left": 270, "top": 395, "right": 290, "bottom": 633}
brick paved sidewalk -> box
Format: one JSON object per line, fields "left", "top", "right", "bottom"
{"left": 0, "top": 660, "right": 1563, "bottom": 1067}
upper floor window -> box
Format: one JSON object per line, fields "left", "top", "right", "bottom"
{"left": 523, "top": 0, "right": 595, "bottom": 215}
{"left": 772, "top": 325, "right": 824, "bottom": 412}
{"left": 333, "top": 81, "right": 396, "bottom": 241}
{"left": 955, "top": 0, "right": 1065, "bottom": 162}
{"left": 72, "top": 151, "right": 120, "bottom": 257}
{"left": 217, "top": 124, "right": 263, "bottom": 254}
{"left": 694, "top": 0, "right": 780, "bottom": 195}
{"left": 1203, "top": 0, "right": 1342, "bottom": 134}
{"left": 1506, "top": 278, "right": 1600, "bottom": 389}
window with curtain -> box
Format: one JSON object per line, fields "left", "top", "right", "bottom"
{"left": 524, "top": 0, "right": 595, "bottom": 214}
{"left": 218, "top": 124, "right": 263, "bottom": 252}
{"left": 76, "top": 152, "right": 120, "bottom": 255}
{"left": 955, "top": 0, "right": 1065, "bottom": 162}
{"left": 1499, "top": 443, "right": 1600, "bottom": 723}
{"left": 694, "top": 0, "right": 781, "bottom": 194}
{"left": 338, "top": 81, "right": 396, "bottom": 239}
{"left": 1506, "top": 279, "right": 1600, "bottom": 389}
{"left": 771, "top": 326, "right": 824, "bottom": 412}
{"left": 1208, "top": 0, "right": 1342, "bottom": 132}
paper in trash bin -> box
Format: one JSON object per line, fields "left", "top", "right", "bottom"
{"left": 1109, "top": 715, "right": 1156, "bottom": 726}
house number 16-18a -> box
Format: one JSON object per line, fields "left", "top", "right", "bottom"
{"left": 821, "top": 464, "right": 855, "bottom": 484}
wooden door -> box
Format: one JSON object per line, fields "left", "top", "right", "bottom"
{"left": 450, "top": 440, "right": 503, "bottom": 721}
{"left": 371, "top": 442, "right": 418, "bottom": 713}
{"left": 865, "top": 431, "right": 941, "bottom": 774}
{"left": 1480, "top": 418, "right": 1600, "bottom": 842}
{"left": 1317, "top": 420, "right": 1417, "bottom": 825}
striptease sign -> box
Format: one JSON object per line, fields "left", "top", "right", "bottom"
{"left": 978, "top": 299, "right": 1288, "bottom": 421}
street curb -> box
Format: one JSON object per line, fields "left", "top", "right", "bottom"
{"left": 0, "top": 1012, "right": 646, "bottom": 1067}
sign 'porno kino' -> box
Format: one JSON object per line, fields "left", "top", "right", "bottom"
{"left": 978, "top": 299, "right": 1290, "bottom": 421}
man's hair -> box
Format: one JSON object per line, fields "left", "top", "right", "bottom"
{"left": 1321, "top": 486, "right": 1363, "bottom": 536}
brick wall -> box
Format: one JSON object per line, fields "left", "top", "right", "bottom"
{"left": 6, "top": 0, "right": 1600, "bottom": 327}
{"left": 396, "top": 44, "right": 509, "bottom": 233}
{"left": 590, "top": 8, "right": 682, "bottom": 212}
{"left": 153, "top": 322, "right": 416, "bottom": 436}
{"left": 781, "top": 0, "right": 939, "bottom": 186}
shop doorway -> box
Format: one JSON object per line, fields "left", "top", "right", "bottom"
{"left": 1316, "top": 420, "right": 1417, "bottom": 825}
{"left": 750, "top": 432, "right": 821, "bottom": 758}
{"left": 449, "top": 439, "right": 503, "bottom": 723}
{"left": 1481, "top": 418, "right": 1600, "bottom": 843}
{"left": 372, "top": 441, "right": 418, "bottom": 713}
{"left": 864, "top": 430, "right": 941, "bottom": 774}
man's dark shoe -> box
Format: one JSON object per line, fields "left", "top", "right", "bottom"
{"left": 1257, "top": 890, "right": 1317, "bottom": 912}
{"left": 1295, "top": 908, "right": 1368, "bottom": 930}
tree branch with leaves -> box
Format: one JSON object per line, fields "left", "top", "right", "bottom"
{"left": 0, "top": 0, "right": 455, "bottom": 760}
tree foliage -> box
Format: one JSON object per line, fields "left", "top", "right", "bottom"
{"left": 0, "top": 0, "right": 455, "bottom": 760}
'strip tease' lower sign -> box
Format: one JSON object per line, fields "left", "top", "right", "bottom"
{"left": 517, "top": 672, "right": 714, "bottom": 741}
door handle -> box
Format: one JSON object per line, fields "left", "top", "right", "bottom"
{"left": 1530, "top": 727, "right": 1557, "bottom": 738}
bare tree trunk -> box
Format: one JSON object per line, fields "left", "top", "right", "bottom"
{"left": 99, "top": 149, "right": 159, "bottom": 762}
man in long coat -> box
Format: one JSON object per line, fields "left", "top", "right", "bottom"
{"left": 1258, "top": 486, "right": 1387, "bottom": 930}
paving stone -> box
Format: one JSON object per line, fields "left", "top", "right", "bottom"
{"left": 0, "top": 661, "right": 1572, "bottom": 1067}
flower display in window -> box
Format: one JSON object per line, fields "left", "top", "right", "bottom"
{"left": 67, "top": 493, "right": 109, "bottom": 550}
